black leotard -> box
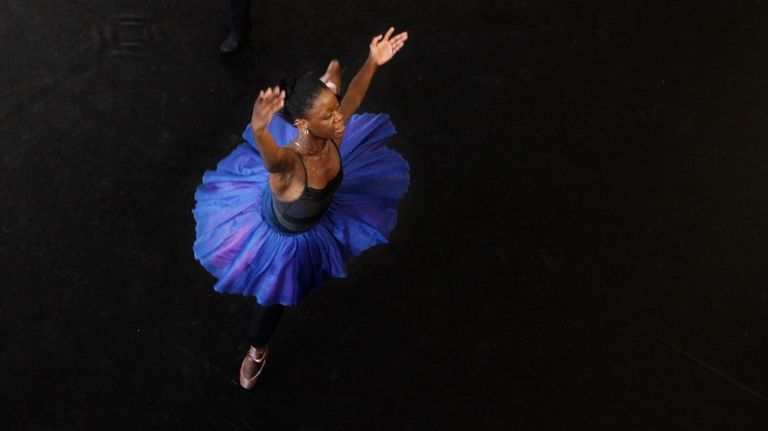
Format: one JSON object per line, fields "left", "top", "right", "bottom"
{"left": 271, "top": 140, "right": 343, "bottom": 232}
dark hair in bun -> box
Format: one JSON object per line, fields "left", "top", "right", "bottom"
{"left": 279, "top": 76, "right": 328, "bottom": 124}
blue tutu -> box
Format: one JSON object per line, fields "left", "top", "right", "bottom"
{"left": 192, "top": 113, "right": 410, "bottom": 306}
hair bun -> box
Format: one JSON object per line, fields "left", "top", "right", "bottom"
{"left": 277, "top": 76, "right": 328, "bottom": 124}
{"left": 279, "top": 77, "right": 298, "bottom": 99}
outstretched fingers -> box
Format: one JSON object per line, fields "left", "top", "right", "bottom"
{"left": 382, "top": 26, "right": 395, "bottom": 41}
{"left": 253, "top": 86, "right": 285, "bottom": 127}
{"left": 370, "top": 34, "right": 383, "bottom": 47}
{"left": 267, "top": 89, "right": 285, "bottom": 114}
{"left": 391, "top": 40, "right": 404, "bottom": 52}
{"left": 391, "top": 32, "right": 408, "bottom": 44}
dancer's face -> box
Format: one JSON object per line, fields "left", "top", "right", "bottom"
{"left": 302, "top": 89, "right": 344, "bottom": 141}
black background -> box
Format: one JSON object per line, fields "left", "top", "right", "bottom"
{"left": 1, "top": 0, "right": 767, "bottom": 429}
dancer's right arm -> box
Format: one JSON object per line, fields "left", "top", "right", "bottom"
{"left": 251, "top": 87, "right": 296, "bottom": 173}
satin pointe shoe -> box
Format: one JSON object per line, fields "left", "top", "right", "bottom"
{"left": 239, "top": 345, "right": 269, "bottom": 389}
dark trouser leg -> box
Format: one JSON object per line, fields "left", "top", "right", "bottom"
{"left": 229, "top": 0, "right": 252, "bottom": 36}
{"left": 248, "top": 303, "right": 284, "bottom": 347}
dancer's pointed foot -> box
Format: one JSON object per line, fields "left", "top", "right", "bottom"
{"left": 320, "top": 59, "right": 341, "bottom": 95}
{"left": 239, "top": 345, "right": 269, "bottom": 389}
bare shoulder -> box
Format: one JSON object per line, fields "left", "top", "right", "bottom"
{"left": 269, "top": 146, "right": 305, "bottom": 198}
{"left": 266, "top": 144, "right": 300, "bottom": 173}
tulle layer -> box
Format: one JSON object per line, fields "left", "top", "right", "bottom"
{"left": 192, "top": 113, "right": 409, "bottom": 306}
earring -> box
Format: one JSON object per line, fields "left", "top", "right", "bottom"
{"left": 302, "top": 128, "right": 309, "bottom": 135}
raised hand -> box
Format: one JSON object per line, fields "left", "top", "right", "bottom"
{"left": 251, "top": 86, "right": 285, "bottom": 132}
{"left": 369, "top": 27, "right": 408, "bottom": 66}
{"left": 319, "top": 59, "right": 341, "bottom": 95}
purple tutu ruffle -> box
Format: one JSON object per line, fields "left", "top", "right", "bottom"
{"left": 192, "top": 113, "right": 409, "bottom": 306}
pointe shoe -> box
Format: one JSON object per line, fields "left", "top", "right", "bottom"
{"left": 239, "top": 345, "right": 269, "bottom": 389}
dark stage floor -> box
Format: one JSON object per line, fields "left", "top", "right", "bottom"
{"left": 2, "top": 0, "right": 768, "bottom": 429}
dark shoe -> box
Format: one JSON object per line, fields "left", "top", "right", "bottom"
{"left": 239, "top": 345, "right": 269, "bottom": 389}
{"left": 220, "top": 31, "right": 247, "bottom": 53}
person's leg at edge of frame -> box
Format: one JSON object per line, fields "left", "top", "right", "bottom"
{"left": 220, "top": 0, "right": 252, "bottom": 53}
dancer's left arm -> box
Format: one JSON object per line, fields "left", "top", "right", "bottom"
{"left": 339, "top": 27, "right": 408, "bottom": 122}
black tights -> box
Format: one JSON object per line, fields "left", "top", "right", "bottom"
{"left": 248, "top": 303, "right": 284, "bottom": 347}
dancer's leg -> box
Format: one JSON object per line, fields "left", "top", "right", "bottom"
{"left": 248, "top": 303, "right": 284, "bottom": 348}
{"left": 240, "top": 302, "right": 283, "bottom": 389}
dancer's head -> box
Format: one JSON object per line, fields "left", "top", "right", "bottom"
{"left": 280, "top": 77, "right": 344, "bottom": 141}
